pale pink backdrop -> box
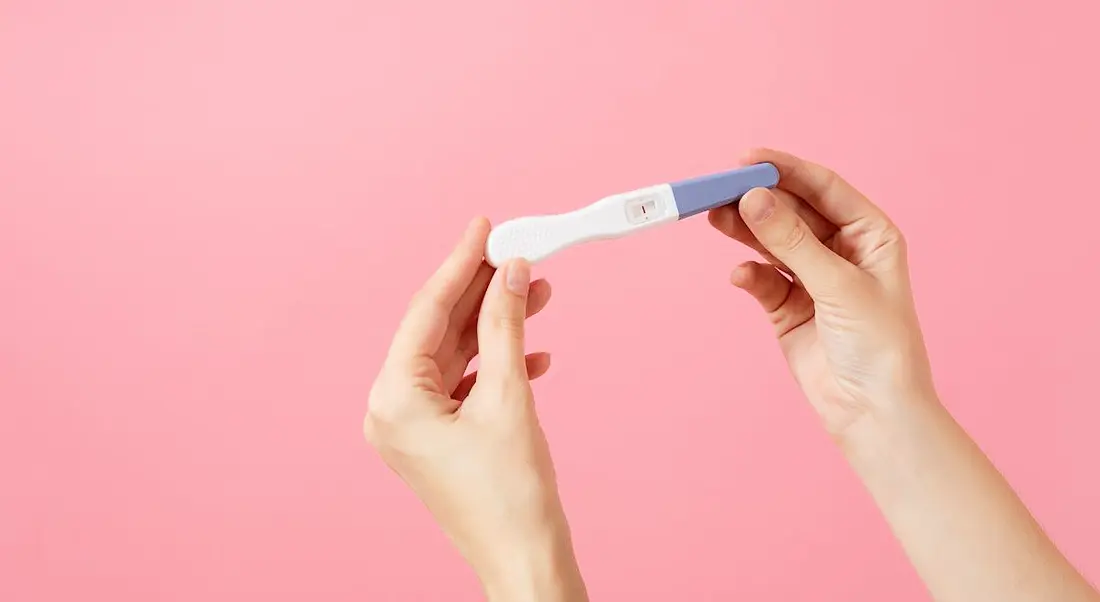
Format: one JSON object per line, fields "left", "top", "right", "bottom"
{"left": 2, "top": 1, "right": 1099, "bottom": 600}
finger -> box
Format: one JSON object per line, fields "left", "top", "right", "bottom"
{"left": 475, "top": 258, "right": 532, "bottom": 385}
{"left": 525, "top": 278, "right": 552, "bottom": 317}
{"left": 708, "top": 188, "right": 836, "bottom": 271}
{"left": 441, "top": 278, "right": 553, "bottom": 389}
{"left": 456, "top": 278, "right": 551, "bottom": 360}
{"left": 713, "top": 187, "right": 836, "bottom": 243}
{"left": 738, "top": 188, "right": 857, "bottom": 299}
{"left": 451, "top": 262, "right": 495, "bottom": 329}
{"left": 389, "top": 218, "right": 491, "bottom": 360}
{"left": 452, "top": 352, "right": 551, "bottom": 401}
{"left": 457, "top": 279, "right": 554, "bottom": 356}
{"left": 739, "top": 148, "right": 889, "bottom": 229}
{"left": 731, "top": 261, "right": 816, "bottom": 337}
{"left": 730, "top": 261, "right": 792, "bottom": 312}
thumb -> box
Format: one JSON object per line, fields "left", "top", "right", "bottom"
{"left": 475, "top": 259, "right": 532, "bottom": 387}
{"left": 738, "top": 188, "right": 856, "bottom": 299}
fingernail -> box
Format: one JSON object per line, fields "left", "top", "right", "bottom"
{"left": 506, "top": 260, "right": 530, "bottom": 295}
{"left": 741, "top": 188, "right": 776, "bottom": 223}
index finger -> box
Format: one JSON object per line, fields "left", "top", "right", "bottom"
{"left": 388, "top": 217, "right": 491, "bottom": 361}
{"left": 739, "top": 148, "right": 889, "bottom": 228}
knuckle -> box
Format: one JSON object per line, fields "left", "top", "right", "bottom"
{"left": 815, "top": 163, "right": 844, "bottom": 199}
{"left": 888, "top": 225, "right": 908, "bottom": 254}
{"left": 366, "top": 400, "right": 399, "bottom": 427}
{"left": 493, "top": 313, "right": 524, "bottom": 337}
{"left": 867, "top": 221, "right": 907, "bottom": 263}
{"left": 407, "top": 288, "right": 445, "bottom": 314}
{"left": 821, "top": 166, "right": 841, "bottom": 192}
{"left": 364, "top": 387, "right": 403, "bottom": 435}
{"left": 779, "top": 220, "right": 809, "bottom": 252}
{"left": 363, "top": 402, "right": 407, "bottom": 452}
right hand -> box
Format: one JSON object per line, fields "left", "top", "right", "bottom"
{"left": 708, "top": 148, "right": 937, "bottom": 440}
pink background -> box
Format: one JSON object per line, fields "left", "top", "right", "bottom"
{"left": 3, "top": 1, "right": 1099, "bottom": 600}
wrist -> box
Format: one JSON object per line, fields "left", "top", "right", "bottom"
{"left": 832, "top": 388, "right": 955, "bottom": 488}
{"left": 479, "top": 518, "right": 587, "bottom": 602}
{"left": 829, "top": 369, "right": 940, "bottom": 444}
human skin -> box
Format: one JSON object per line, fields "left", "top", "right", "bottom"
{"left": 708, "top": 148, "right": 1099, "bottom": 602}
{"left": 365, "top": 148, "right": 1100, "bottom": 602}
{"left": 364, "top": 219, "right": 587, "bottom": 601}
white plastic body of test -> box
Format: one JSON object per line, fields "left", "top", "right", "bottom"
{"left": 484, "top": 184, "right": 678, "bottom": 268}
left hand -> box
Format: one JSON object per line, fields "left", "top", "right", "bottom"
{"left": 364, "top": 217, "right": 587, "bottom": 601}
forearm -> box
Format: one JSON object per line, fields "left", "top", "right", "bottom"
{"left": 478, "top": 518, "right": 588, "bottom": 602}
{"left": 840, "top": 394, "right": 1098, "bottom": 602}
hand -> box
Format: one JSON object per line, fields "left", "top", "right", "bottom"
{"left": 364, "top": 217, "right": 587, "bottom": 601}
{"left": 708, "top": 148, "right": 936, "bottom": 440}
{"left": 710, "top": 149, "right": 1100, "bottom": 602}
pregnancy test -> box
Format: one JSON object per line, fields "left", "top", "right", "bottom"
{"left": 485, "top": 162, "right": 780, "bottom": 267}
